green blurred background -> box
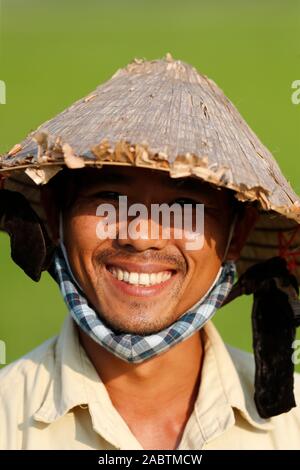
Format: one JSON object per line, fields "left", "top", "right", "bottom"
{"left": 0, "top": 0, "right": 300, "bottom": 368}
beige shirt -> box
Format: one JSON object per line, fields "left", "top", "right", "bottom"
{"left": 0, "top": 315, "right": 300, "bottom": 450}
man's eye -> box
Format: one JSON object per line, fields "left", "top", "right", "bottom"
{"left": 93, "top": 191, "right": 121, "bottom": 200}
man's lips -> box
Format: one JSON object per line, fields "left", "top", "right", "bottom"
{"left": 106, "top": 261, "right": 177, "bottom": 274}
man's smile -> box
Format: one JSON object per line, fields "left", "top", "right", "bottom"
{"left": 104, "top": 262, "right": 179, "bottom": 297}
{"left": 107, "top": 265, "right": 173, "bottom": 285}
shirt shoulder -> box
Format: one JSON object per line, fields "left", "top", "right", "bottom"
{"left": 226, "top": 343, "right": 300, "bottom": 403}
{"left": 225, "top": 344, "right": 256, "bottom": 388}
{"left": 225, "top": 343, "right": 300, "bottom": 441}
{"left": 0, "top": 335, "right": 58, "bottom": 448}
{"left": 0, "top": 336, "right": 57, "bottom": 393}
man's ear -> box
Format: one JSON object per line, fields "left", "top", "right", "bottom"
{"left": 40, "top": 185, "right": 60, "bottom": 245}
{"left": 226, "top": 204, "right": 260, "bottom": 261}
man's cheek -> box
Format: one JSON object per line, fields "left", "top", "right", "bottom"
{"left": 69, "top": 215, "right": 100, "bottom": 249}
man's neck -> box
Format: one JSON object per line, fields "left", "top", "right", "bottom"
{"left": 78, "top": 327, "right": 203, "bottom": 449}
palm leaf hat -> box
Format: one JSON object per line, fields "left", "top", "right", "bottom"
{"left": 1, "top": 53, "right": 300, "bottom": 419}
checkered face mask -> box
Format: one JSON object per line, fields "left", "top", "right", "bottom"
{"left": 52, "top": 245, "right": 236, "bottom": 363}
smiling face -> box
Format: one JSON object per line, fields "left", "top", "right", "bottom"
{"left": 45, "top": 165, "right": 257, "bottom": 335}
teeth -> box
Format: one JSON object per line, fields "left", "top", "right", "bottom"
{"left": 108, "top": 267, "right": 172, "bottom": 286}
{"left": 129, "top": 272, "right": 139, "bottom": 284}
{"left": 117, "top": 268, "right": 123, "bottom": 281}
{"left": 139, "top": 273, "right": 150, "bottom": 286}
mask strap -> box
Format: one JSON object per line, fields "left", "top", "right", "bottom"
{"left": 59, "top": 211, "right": 84, "bottom": 292}
{"left": 222, "top": 211, "right": 238, "bottom": 264}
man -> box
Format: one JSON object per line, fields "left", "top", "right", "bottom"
{"left": 0, "top": 55, "right": 300, "bottom": 450}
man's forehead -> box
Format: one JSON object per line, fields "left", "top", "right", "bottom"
{"left": 74, "top": 166, "right": 222, "bottom": 195}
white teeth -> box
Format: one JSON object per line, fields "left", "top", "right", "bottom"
{"left": 139, "top": 273, "right": 150, "bottom": 286}
{"left": 117, "top": 268, "right": 123, "bottom": 281}
{"left": 129, "top": 272, "right": 139, "bottom": 284}
{"left": 108, "top": 267, "right": 173, "bottom": 286}
{"left": 150, "top": 273, "right": 157, "bottom": 285}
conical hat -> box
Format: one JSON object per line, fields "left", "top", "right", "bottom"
{"left": 1, "top": 54, "right": 300, "bottom": 281}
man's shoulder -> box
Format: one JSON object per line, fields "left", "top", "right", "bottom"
{"left": 0, "top": 335, "right": 62, "bottom": 449}
{"left": 0, "top": 335, "right": 58, "bottom": 399}
{"left": 225, "top": 343, "right": 256, "bottom": 382}
{"left": 225, "top": 343, "right": 300, "bottom": 423}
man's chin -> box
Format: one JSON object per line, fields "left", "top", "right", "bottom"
{"left": 96, "top": 310, "right": 176, "bottom": 336}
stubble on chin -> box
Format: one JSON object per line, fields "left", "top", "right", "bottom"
{"left": 91, "top": 287, "right": 183, "bottom": 336}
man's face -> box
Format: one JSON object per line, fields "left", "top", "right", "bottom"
{"left": 60, "top": 166, "right": 238, "bottom": 335}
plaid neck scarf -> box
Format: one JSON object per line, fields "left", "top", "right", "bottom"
{"left": 52, "top": 247, "right": 236, "bottom": 363}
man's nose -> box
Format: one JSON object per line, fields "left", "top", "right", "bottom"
{"left": 116, "top": 217, "right": 169, "bottom": 251}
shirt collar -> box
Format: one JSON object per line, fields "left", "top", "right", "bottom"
{"left": 34, "top": 314, "right": 141, "bottom": 449}
{"left": 34, "top": 315, "right": 273, "bottom": 439}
